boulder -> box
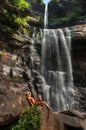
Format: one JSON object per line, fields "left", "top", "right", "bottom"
{"left": 40, "top": 107, "right": 64, "bottom": 130}
{"left": 55, "top": 110, "right": 86, "bottom": 130}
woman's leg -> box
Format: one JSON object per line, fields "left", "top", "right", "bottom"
{"left": 42, "top": 101, "right": 53, "bottom": 111}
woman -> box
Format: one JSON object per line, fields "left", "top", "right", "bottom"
{"left": 25, "top": 92, "right": 53, "bottom": 111}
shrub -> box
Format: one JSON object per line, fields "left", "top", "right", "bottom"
{"left": 10, "top": 106, "right": 42, "bottom": 130}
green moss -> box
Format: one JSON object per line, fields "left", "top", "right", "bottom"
{"left": 10, "top": 107, "right": 42, "bottom": 130}
{"left": 12, "top": 76, "right": 22, "bottom": 82}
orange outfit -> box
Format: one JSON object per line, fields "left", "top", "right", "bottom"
{"left": 25, "top": 92, "right": 53, "bottom": 111}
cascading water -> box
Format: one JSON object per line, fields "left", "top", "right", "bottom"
{"left": 41, "top": 3, "right": 78, "bottom": 111}
{"left": 44, "top": 4, "right": 48, "bottom": 29}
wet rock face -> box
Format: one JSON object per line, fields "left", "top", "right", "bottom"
{"left": 71, "top": 24, "right": 86, "bottom": 112}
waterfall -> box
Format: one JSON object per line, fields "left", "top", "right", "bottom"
{"left": 44, "top": 4, "right": 48, "bottom": 29}
{"left": 41, "top": 4, "right": 78, "bottom": 111}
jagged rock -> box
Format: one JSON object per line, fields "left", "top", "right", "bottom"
{"left": 0, "top": 82, "right": 29, "bottom": 125}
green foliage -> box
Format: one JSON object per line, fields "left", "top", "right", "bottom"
{"left": 71, "top": 0, "right": 84, "bottom": 15}
{"left": 51, "top": 13, "right": 86, "bottom": 25}
{"left": 13, "top": 15, "right": 31, "bottom": 27}
{"left": 10, "top": 106, "right": 42, "bottom": 130}
{"left": 71, "top": 0, "right": 77, "bottom": 5}
{"left": 50, "top": 0, "right": 60, "bottom": 3}
{"left": 37, "top": 0, "right": 43, "bottom": 3}
{"left": 32, "top": 0, "right": 43, "bottom": 3}
{"left": 9, "top": 0, "right": 30, "bottom": 10}
{"left": 9, "top": 0, "right": 31, "bottom": 28}
{"left": 0, "top": 0, "right": 31, "bottom": 38}
{"left": 68, "top": 12, "right": 80, "bottom": 20}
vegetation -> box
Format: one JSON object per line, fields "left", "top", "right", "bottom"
{"left": 10, "top": 106, "right": 42, "bottom": 130}
{"left": 50, "top": 0, "right": 60, "bottom": 3}
{"left": 49, "top": 0, "right": 86, "bottom": 25}
{"left": 51, "top": 14, "right": 86, "bottom": 25}
{"left": 69, "top": 0, "right": 86, "bottom": 21}
{"left": 32, "top": 0, "right": 43, "bottom": 3}
{"left": 9, "top": 0, "right": 30, "bottom": 11}
{"left": 0, "top": 0, "right": 31, "bottom": 38}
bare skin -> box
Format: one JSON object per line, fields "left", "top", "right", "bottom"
{"left": 25, "top": 92, "right": 53, "bottom": 111}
